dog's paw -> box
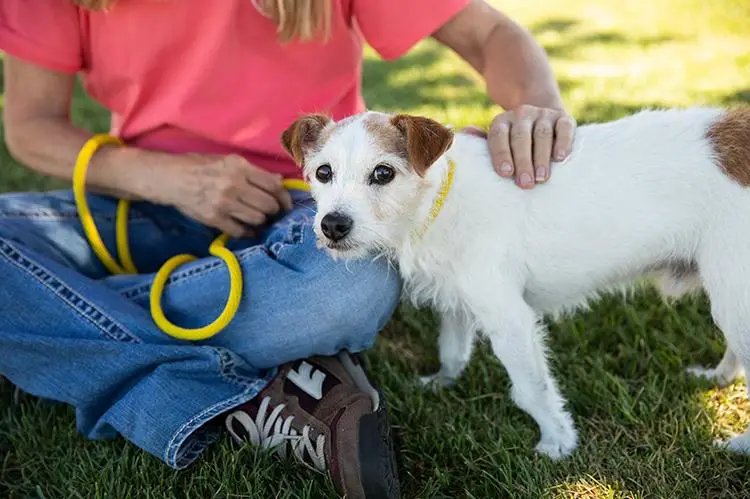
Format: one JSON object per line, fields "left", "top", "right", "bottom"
{"left": 535, "top": 438, "right": 577, "bottom": 460}
{"left": 686, "top": 365, "right": 734, "bottom": 387}
{"left": 535, "top": 418, "right": 578, "bottom": 460}
{"left": 715, "top": 433, "right": 750, "bottom": 454}
{"left": 419, "top": 372, "right": 456, "bottom": 391}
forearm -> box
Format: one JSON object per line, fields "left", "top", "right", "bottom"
{"left": 480, "top": 19, "right": 564, "bottom": 111}
{"left": 5, "top": 116, "right": 177, "bottom": 203}
{"left": 433, "top": 1, "right": 575, "bottom": 184}
{"left": 432, "top": 1, "right": 564, "bottom": 112}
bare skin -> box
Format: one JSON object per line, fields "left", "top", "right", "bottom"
{"left": 3, "top": 0, "right": 570, "bottom": 238}
{"left": 433, "top": 0, "right": 576, "bottom": 188}
{"left": 3, "top": 56, "right": 292, "bottom": 238}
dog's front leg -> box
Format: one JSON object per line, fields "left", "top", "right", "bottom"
{"left": 474, "top": 293, "right": 577, "bottom": 460}
{"left": 420, "top": 308, "right": 476, "bottom": 389}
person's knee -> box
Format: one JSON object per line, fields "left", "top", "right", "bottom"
{"left": 308, "top": 257, "right": 402, "bottom": 354}
{"left": 220, "top": 239, "right": 402, "bottom": 368}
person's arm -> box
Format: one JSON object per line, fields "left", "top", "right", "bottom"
{"left": 432, "top": 0, "right": 576, "bottom": 188}
{"left": 3, "top": 55, "right": 291, "bottom": 237}
{"left": 3, "top": 55, "right": 177, "bottom": 201}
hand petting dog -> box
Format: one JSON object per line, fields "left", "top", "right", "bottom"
{"left": 429, "top": 0, "right": 577, "bottom": 189}
{"left": 461, "top": 106, "right": 577, "bottom": 188}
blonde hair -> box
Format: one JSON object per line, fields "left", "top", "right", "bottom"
{"left": 72, "top": 0, "right": 332, "bottom": 42}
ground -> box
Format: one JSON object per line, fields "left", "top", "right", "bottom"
{"left": 2, "top": 0, "right": 750, "bottom": 497}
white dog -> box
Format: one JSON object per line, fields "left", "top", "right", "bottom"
{"left": 280, "top": 106, "right": 750, "bottom": 459}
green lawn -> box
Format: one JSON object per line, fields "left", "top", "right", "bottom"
{"left": 2, "top": 1, "right": 750, "bottom": 497}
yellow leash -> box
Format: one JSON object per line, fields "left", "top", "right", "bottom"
{"left": 73, "top": 134, "right": 309, "bottom": 341}
{"left": 410, "top": 157, "right": 456, "bottom": 242}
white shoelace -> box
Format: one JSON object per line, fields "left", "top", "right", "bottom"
{"left": 230, "top": 396, "right": 327, "bottom": 472}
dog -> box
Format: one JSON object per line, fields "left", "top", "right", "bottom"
{"left": 280, "top": 105, "right": 750, "bottom": 459}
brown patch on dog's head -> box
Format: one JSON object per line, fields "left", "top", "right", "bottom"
{"left": 389, "top": 114, "right": 454, "bottom": 176}
{"left": 706, "top": 106, "right": 750, "bottom": 186}
{"left": 280, "top": 113, "right": 332, "bottom": 166}
{"left": 362, "top": 113, "right": 408, "bottom": 160}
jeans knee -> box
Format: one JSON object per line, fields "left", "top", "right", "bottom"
{"left": 215, "top": 227, "right": 403, "bottom": 368}
{"left": 309, "top": 257, "right": 402, "bottom": 354}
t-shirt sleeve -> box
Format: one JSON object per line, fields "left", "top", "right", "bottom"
{"left": 352, "top": 0, "right": 471, "bottom": 61}
{"left": 0, "top": 0, "right": 82, "bottom": 73}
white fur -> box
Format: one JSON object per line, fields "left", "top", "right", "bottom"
{"left": 303, "top": 108, "right": 750, "bottom": 459}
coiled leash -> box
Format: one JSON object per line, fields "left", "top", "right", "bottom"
{"left": 73, "top": 134, "right": 309, "bottom": 341}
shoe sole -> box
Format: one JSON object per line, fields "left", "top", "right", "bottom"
{"left": 358, "top": 390, "right": 401, "bottom": 499}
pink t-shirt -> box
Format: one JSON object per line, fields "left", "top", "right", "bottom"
{"left": 0, "top": 0, "right": 470, "bottom": 179}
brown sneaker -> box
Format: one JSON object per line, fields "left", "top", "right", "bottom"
{"left": 225, "top": 351, "right": 400, "bottom": 499}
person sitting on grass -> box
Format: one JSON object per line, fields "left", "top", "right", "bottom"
{"left": 0, "top": 0, "right": 575, "bottom": 497}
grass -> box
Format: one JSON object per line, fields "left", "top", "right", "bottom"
{"left": 2, "top": 0, "right": 750, "bottom": 497}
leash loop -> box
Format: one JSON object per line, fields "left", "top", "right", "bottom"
{"left": 73, "top": 134, "right": 308, "bottom": 341}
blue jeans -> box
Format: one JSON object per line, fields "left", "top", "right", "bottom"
{"left": 0, "top": 189, "right": 401, "bottom": 469}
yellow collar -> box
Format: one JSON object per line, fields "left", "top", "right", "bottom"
{"left": 411, "top": 157, "right": 456, "bottom": 242}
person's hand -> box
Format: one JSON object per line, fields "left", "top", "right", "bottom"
{"left": 158, "top": 154, "right": 293, "bottom": 237}
{"left": 462, "top": 105, "right": 576, "bottom": 188}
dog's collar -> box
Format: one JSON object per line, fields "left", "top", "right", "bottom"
{"left": 411, "top": 157, "right": 456, "bottom": 242}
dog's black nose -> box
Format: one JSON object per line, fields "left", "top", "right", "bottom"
{"left": 321, "top": 212, "right": 353, "bottom": 242}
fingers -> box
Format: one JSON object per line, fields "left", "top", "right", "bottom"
{"left": 242, "top": 165, "right": 293, "bottom": 212}
{"left": 509, "top": 116, "right": 535, "bottom": 189}
{"left": 553, "top": 115, "right": 576, "bottom": 162}
{"left": 237, "top": 184, "right": 283, "bottom": 218}
{"left": 200, "top": 155, "right": 297, "bottom": 236}
{"left": 254, "top": 174, "right": 293, "bottom": 212}
{"left": 487, "top": 106, "right": 576, "bottom": 188}
{"left": 252, "top": 173, "right": 294, "bottom": 213}
{"left": 228, "top": 155, "right": 294, "bottom": 212}
{"left": 532, "top": 113, "right": 554, "bottom": 183}
{"left": 202, "top": 202, "right": 254, "bottom": 238}
{"left": 225, "top": 197, "right": 270, "bottom": 226}
{"left": 216, "top": 217, "right": 254, "bottom": 239}
{"left": 222, "top": 181, "right": 292, "bottom": 228}
{"left": 205, "top": 194, "right": 264, "bottom": 236}
{"left": 276, "top": 183, "right": 294, "bottom": 212}
{"left": 488, "top": 117, "right": 513, "bottom": 177}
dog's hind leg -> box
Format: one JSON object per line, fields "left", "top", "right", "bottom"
{"left": 649, "top": 262, "right": 742, "bottom": 385}
{"left": 686, "top": 347, "right": 744, "bottom": 387}
{"left": 676, "top": 257, "right": 745, "bottom": 386}
{"left": 420, "top": 308, "right": 476, "bottom": 389}
{"left": 696, "top": 226, "right": 750, "bottom": 453}
{"left": 473, "top": 292, "right": 577, "bottom": 460}
{"left": 652, "top": 260, "right": 703, "bottom": 301}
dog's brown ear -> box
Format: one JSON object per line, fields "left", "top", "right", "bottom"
{"left": 390, "top": 114, "right": 454, "bottom": 176}
{"left": 281, "top": 113, "right": 332, "bottom": 166}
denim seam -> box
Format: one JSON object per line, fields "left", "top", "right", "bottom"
{"left": 165, "top": 367, "right": 277, "bottom": 468}
{"left": 0, "top": 210, "right": 147, "bottom": 221}
{"left": 212, "top": 347, "right": 271, "bottom": 386}
{"left": 119, "top": 216, "right": 312, "bottom": 300}
{"left": 269, "top": 219, "right": 307, "bottom": 259}
{"left": 120, "top": 246, "right": 269, "bottom": 300}
{"left": 0, "top": 239, "right": 142, "bottom": 344}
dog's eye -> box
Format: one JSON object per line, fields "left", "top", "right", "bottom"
{"left": 315, "top": 164, "right": 333, "bottom": 183}
{"left": 370, "top": 164, "right": 395, "bottom": 185}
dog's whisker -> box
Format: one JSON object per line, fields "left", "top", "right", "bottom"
{"left": 292, "top": 203, "right": 317, "bottom": 214}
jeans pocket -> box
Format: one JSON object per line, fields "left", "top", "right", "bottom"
{"left": 265, "top": 218, "right": 309, "bottom": 260}
{"left": 263, "top": 196, "right": 317, "bottom": 258}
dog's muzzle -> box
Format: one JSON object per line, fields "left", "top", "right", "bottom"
{"left": 320, "top": 212, "right": 353, "bottom": 242}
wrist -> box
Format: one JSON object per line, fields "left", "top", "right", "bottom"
{"left": 519, "top": 92, "right": 566, "bottom": 112}
{"left": 488, "top": 84, "right": 565, "bottom": 114}
{"left": 87, "top": 145, "right": 182, "bottom": 204}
